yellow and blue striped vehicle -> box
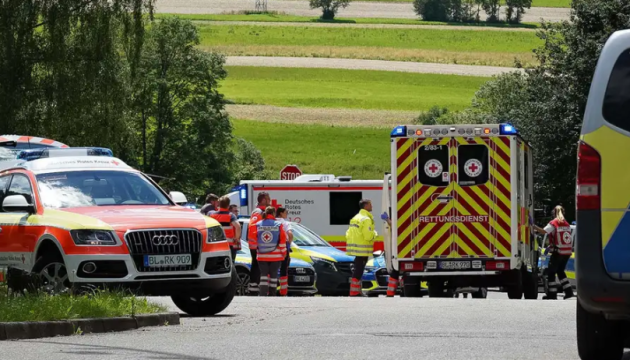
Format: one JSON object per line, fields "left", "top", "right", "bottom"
{"left": 575, "top": 29, "right": 630, "bottom": 360}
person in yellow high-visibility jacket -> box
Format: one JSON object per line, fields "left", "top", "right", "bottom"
{"left": 346, "top": 199, "right": 377, "bottom": 297}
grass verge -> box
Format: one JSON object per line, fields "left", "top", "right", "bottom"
{"left": 157, "top": 13, "right": 540, "bottom": 28}
{"left": 233, "top": 119, "right": 391, "bottom": 179}
{"left": 199, "top": 24, "right": 540, "bottom": 67}
{"left": 0, "top": 288, "right": 166, "bottom": 323}
{"left": 222, "top": 66, "right": 487, "bottom": 111}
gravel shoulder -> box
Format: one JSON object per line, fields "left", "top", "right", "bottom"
{"left": 193, "top": 20, "right": 538, "bottom": 32}
{"left": 227, "top": 104, "right": 420, "bottom": 127}
{"left": 155, "top": 0, "right": 570, "bottom": 22}
{"left": 225, "top": 56, "right": 523, "bottom": 77}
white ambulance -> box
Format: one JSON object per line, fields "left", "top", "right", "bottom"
{"left": 227, "top": 175, "right": 386, "bottom": 252}
{"left": 382, "top": 123, "right": 538, "bottom": 299}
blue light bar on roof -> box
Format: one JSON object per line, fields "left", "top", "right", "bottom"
{"left": 391, "top": 126, "right": 407, "bottom": 138}
{"left": 500, "top": 123, "right": 518, "bottom": 135}
{"left": 17, "top": 147, "right": 114, "bottom": 161}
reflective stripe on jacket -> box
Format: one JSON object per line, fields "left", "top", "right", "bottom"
{"left": 346, "top": 209, "right": 377, "bottom": 257}
{"left": 550, "top": 219, "right": 573, "bottom": 256}
{"left": 247, "top": 207, "right": 266, "bottom": 249}
{"left": 255, "top": 216, "right": 287, "bottom": 262}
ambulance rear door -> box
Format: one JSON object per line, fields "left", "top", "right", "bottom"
{"left": 450, "top": 137, "right": 497, "bottom": 262}
{"left": 393, "top": 134, "right": 454, "bottom": 262}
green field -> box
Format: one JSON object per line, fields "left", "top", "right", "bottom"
{"left": 222, "top": 67, "right": 487, "bottom": 111}
{"left": 159, "top": 13, "right": 539, "bottom": 28}
{"left": 200, "top": 24, "right": 540, "bottom": 66}
{"left": 233, "top": 119, "right": 391, "bottom": 179}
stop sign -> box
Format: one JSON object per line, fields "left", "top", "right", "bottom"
{"left": 280, "top": 164, "right": 302, "bottom": 180}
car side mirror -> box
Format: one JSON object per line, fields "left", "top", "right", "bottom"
{"left": 3, "top": 195, "right": 35, "bottom": 214}
{"left": 169, "top": 191, "right": 188, "bottom": 205}
{"left": 373, "top": 250, "right": 384, "bottom": 258}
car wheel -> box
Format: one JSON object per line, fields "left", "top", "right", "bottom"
{"left": 507, "top": 269, "right": 523, "bottom": 299}
{"left": 577, "top": 300, "right": 624, "bottom": 360}
{"left": 471, "top": 287, "right": 488, "bottom": 299}
{"left": 403, "top": 277, "right": 423, "bottom": 298}
{"left": 33, "top": 253, "right": 71, "bottom": 295}
{"left": 236, "top": 268, "right": 250, "bottom": 296}
{"left": 172, "top": 268, "right": 237, "bottom": 317}
{"left": 367, "top": 293, "right": 379, "bottom": 298}
{"left": 522, "top": 265, "right": 538, "bottom": 300}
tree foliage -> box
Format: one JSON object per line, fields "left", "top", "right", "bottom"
{"left": 413, "top": 0, "right": 531, "bottom": 24}
{"left": 0, "top": 3, "right": 268, "bottom": 202}
{"left": 437, "top": 0, "right": 630, "bottom": 219}
{"left": 309, "top": 0, "right": 351, "bottom": 20}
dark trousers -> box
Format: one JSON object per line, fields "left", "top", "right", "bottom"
{"left": 249, "top": 249, "right": 260, "bottom": 294}
{"left": 546, "top": 252, "right": 573, "bottom": 299}
{"left": 259, "top": 261, "right": 282, "bottom": 296}
{"left": 280, "top": 251, "right": 290, "bottom": 278}
{"left": 230, "top": 248, "right": 237, "bottom": 262}
{"left": 352, "top": 256, "right": 369, "bottom": 279}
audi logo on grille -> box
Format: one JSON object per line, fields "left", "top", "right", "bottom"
{"left": 152, "top": 235, "right": 179, "bottom": 246}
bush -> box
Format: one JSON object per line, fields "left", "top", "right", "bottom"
{"left": 414, "top": 0, "right": 531, "bottom": 24}
{"left": 413, "top": 0, "right": 454, "bottom": 22}
{"left": 480, "top": 0, "right": 501, "bottom": 22}
{"left": 416, "top": 106, "right": 450, "bottom": 125}
{"left": 309, "top": 0, "right": 351, "bottom": 20}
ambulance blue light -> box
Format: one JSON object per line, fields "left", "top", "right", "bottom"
{"left": 17, "top": 147, "right": 114, "bottom": 161}
{"left": 391, "top": 126, "right": 407, "bottom": 137}
{"left": 231, "top": 184, "right": 247, "bottom": 206}
{"left": 500, "top": 124, "right": 518, "bottom": 135}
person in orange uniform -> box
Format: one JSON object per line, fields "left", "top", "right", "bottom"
{"left": 276, "top": 207, "right": 294, "bottom": 296}
{"left": 208, "top": 196, "right": 242, "bottom": 261}
{"left": 254, "top": 206, "right": 288, "bottom": 297}
{"left": 247, "top": 192, "right": 270, "bottom": 295}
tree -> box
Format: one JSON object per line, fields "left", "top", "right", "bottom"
{"left": 505, "top": 0, "right": 532, "bottom": 24}
{"left": 133, "top": 17, "right": 235, "bottom": 197}
{"left": 309, "top": 0, "right": 351, "bottom": 20}
{"left": 232, "top": 138, "right": 271, "bottom": 181}
{"left": 0, "top": 0, "right": 152, "bottom": 154}
{"left": 480, "top": 0, "right": 501, "bottom": 22}
{"left": 416, "top": 106, "right": 450, "bottom": 125}
{"left": 413, "top": 0, "right": 452, "bottom": 22}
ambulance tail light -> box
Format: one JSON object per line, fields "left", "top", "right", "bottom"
{"left": 576, "top": 141, "right": 601, "bottom": 211}
{"left": 486, "top": 260, "right": 509, "bottom": 270}
{"left": 401, "top": 262, "right": 424, "bottom": 271}
{"left": 391, "top": 126, "right": 407, "bottom": 138}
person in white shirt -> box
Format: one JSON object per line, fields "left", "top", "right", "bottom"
{"left": 276, "top": 207, "right": 293, "bottom": 296}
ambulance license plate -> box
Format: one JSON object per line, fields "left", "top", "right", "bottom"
{"left": 143, "top": 254, "right": 192, "bottom": 267}
{"left": 293, "top": 276, "right": 310, "bottom": 283}
{"left": 440, "top": 261, "right": 471, "bottom": 270}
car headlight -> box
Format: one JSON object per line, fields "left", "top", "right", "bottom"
{"left": 70, "top": 230, "right": 117, "bottom": 246}
{"left": 364, "top": 266, "right": 375, "bottom": 273}
{"left": 207, "top": 226, "right": 226, "bottom": 243}
{"left": 311, "top": 257, "right": 337, "bottom": 272}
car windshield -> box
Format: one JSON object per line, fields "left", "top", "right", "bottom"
{"left": 291, "top": 223, "right": 331, "bottom": 247}
{"left": 36, "top": 170, "right": 171, "bottom": 209}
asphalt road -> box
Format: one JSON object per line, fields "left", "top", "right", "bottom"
{"left": 155, "top": 0, "right": 571, "bottom": 22}
{"left": 2, "top": 293, "right": 610, "bottom": 360}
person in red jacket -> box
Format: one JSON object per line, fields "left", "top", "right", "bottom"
{"left": 254, "top": 206, "right": 288, "bottom": 297}
{"left": 208, "top": 196, "right": 242, "bottom": 261}
{"left": 247, "top": 192, "right": 270, "bottom": 295}
{"left": 534, "top": 205, "right": 575, "bottom": 300}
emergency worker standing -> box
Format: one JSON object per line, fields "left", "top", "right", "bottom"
{"left": 534, "top": 205, "right": 575, "bottom": 300}
{"left": 247, "top": 192, "right": 270, "bottom": 295}
{"left": 200, "top": 194, "right": 219, "bottom": 215}
{"left": 346, "top": 199, "right": 377, "bottom": 297}
{"left": 254, "top": 207, "right": 288, "bottom": 297}
{"left": 276, "top": 207, "right": 294, "bottom": 296}
{"left": 379, "top": 211, "right": 399, "bottom": 297}
{"left": 209, "top": 196, "right": 242, "bottom": 261}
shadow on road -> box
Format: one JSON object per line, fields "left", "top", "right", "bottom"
{"left": 26, "top": 340, "right": 219, "bottom": 360}
{"left": 179, "top": 314, "right": 236, "bottom": 319}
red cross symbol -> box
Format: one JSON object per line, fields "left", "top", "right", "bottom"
{"left": 262, "top": 232, "right": 272, "bottom": 241}
{"left": 111, "top": 160, "right": 120, "bottom": 166}
{"left": 468, "top": 162, "right": 479, "bottom": 173}
{"left": 271, "top": 199, "right": 282, "bottom": 209}
{"left": 428, "top": 163, "right": 439, "bottom": 174}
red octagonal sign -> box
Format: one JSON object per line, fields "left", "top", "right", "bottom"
{"left": 280, "top": 164, "right": 302, "bottom": 180}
